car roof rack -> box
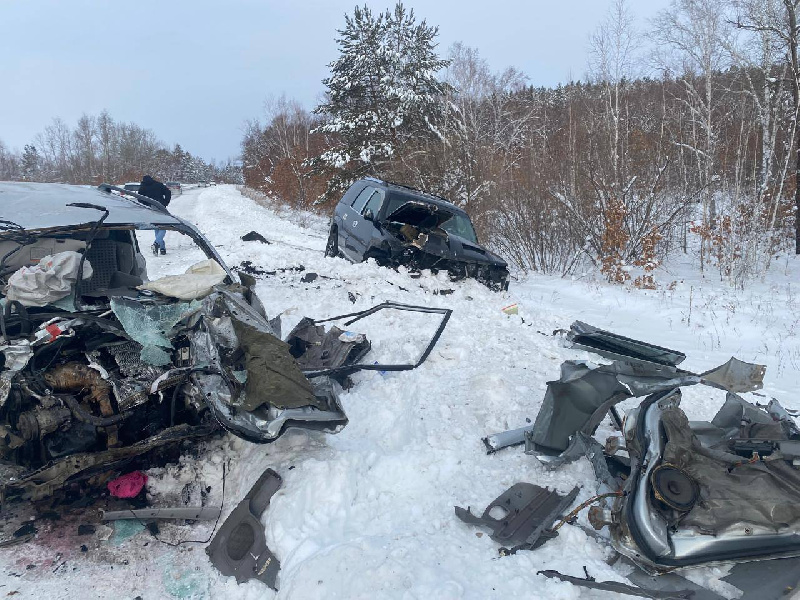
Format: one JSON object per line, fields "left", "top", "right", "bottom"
{"left": 96, "top": 183, "right": 171, "bottom": 215}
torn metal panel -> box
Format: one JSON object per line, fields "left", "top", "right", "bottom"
{"left": 721, "top": 556, "right": 800, "bottom": 599}
{"left": 206, "top": 468, "right": 282, "bottom": 590}
{"left": 566, "top": 321, "right": 686, "bottom": 366}
{"left": 455, "top": 483, "right": 578, "bottom": 551}
{"left": 700, "top": 357, "right": 766, "bottom": 393}
{"left": 538, "top": 569, "right": 693, "bottom": 599}
{"left": 528, "top": 360, "right": 697, "bottom": 453}
{"left": 528, "top": 355, "right": 767, "bottom": 454}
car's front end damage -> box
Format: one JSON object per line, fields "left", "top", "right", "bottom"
{"left": 462, "top": 321, "right": 800, "bottom": 599}
{"left": 381, "top": 201, "right": 509, "bottom": 291}
{"left": 0, "top": 183, "right": 449, "bottom": 507}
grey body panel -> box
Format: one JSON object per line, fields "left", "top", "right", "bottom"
{"left": 566, "top": 321, "right": 686, "bottom": 366}
{"left": 538, "top": 569, "right": 693, "bottom": 599}
{"left": 455, "top": 483, "right": 578, "bottom": 551}
{"left": 206, "top": 468, "right": 282, "bottom": 590}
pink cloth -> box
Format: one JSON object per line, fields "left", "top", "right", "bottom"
{"left": 108, "top": 471, "right": 148, "bottom": 498}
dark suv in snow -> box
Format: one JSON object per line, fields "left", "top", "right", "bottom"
{"left": 325, "top": 178, "right": 509, "bottom": 290}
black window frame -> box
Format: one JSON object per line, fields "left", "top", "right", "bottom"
{"left": 350, "top": 186, "right": 375, "bottom": 212}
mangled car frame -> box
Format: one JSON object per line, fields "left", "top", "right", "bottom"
{"left": 465, "top": 321, "right": 800, "bottom": 599}
{"left": 0, "top": 182, "right": 449, "bottom": 504}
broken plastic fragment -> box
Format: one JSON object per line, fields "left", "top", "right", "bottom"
{"left": 206, "top": 468, "right": 282, "bottom": 590}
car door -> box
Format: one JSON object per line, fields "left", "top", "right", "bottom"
{"left": 341, "top": 186, "right": 376, "bottom": 260}
{"left": 350, "top": 188, "right": 385, "bottom": 259}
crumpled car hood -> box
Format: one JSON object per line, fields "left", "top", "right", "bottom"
{"left": 391, "top": 224, "right": 507, "bottom": 268}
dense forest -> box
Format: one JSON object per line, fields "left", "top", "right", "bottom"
{"left": 242, "top": 0, "right": 800, "bottom": 286}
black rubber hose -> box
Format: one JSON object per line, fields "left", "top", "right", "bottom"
{"left": 61, "top": 394, "right": 130, "bottom": 427}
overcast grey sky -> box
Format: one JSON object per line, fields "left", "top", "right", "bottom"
{"left": 0, "top": 0, "right": 670, "bottom": 162}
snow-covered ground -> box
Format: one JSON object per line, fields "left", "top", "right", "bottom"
{"left": 2, "top": 185, "right": 798, "bottom": 599}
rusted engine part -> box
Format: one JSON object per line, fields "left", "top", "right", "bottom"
{"left": 43, "top": 362, "right": 119, "bottom": 446}
{"left": 0, "top": 333, "right": 198, "bottom": 494}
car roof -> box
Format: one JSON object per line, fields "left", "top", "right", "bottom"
{"left": 362, "top": 178, "right": 466, "bottom": 214}
{"left": 0, "top": 182, "right": 184, "bottom": 232}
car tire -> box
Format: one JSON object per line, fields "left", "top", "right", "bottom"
{"left": 363, "top": 248, "right": 389, "bottom": 267}
{"left": 324, "top": 226, "right": 339, "bottom": 258}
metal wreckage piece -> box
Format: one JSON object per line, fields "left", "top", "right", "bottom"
{"left": 0, "top": 282, "right": 451, "bottom": 502}
{"left": 455, "top": 483, "right": 578, "bottom": 553}
{"left": 463, "top": 321, "right": 800, "bottom": 600}
{"left": 206, "top": 468, "right": 282, "bottom": 590}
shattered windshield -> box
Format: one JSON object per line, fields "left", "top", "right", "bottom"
{"left": 383, "top": 193, "right": 478, "bottom": 243}
{"left": 440, "top": 213, "right": 477, "bottom": 243}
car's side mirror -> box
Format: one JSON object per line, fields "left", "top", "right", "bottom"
{"left": 363, "top": 209, "right": 375, "bottom": 222}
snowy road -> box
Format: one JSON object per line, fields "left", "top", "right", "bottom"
{"left": 2, "top": 184, "right": 798, "bottom": 599}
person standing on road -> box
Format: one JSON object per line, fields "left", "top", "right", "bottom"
{"left": 138, "top": 175, "right": 172, "bottom": 255}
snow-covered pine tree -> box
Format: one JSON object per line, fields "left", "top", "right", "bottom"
{"left": 313, "top": 2, "right": 454, "bottom": 199}
{"left": 21, "top": 144, "right": 40, "bottom": 181}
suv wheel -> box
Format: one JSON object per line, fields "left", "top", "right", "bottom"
{"left": 363, "top": 249, "right": 389, "bottom": 267}
{"left": 324, "top": 226, "right": 339, "bottom": 258}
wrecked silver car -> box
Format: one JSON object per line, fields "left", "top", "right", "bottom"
{"left": 0, "top": 182, "right": 449, "bottom": 504}
{"left": 465, "top": 321, "right": 800, "bottom": 599}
